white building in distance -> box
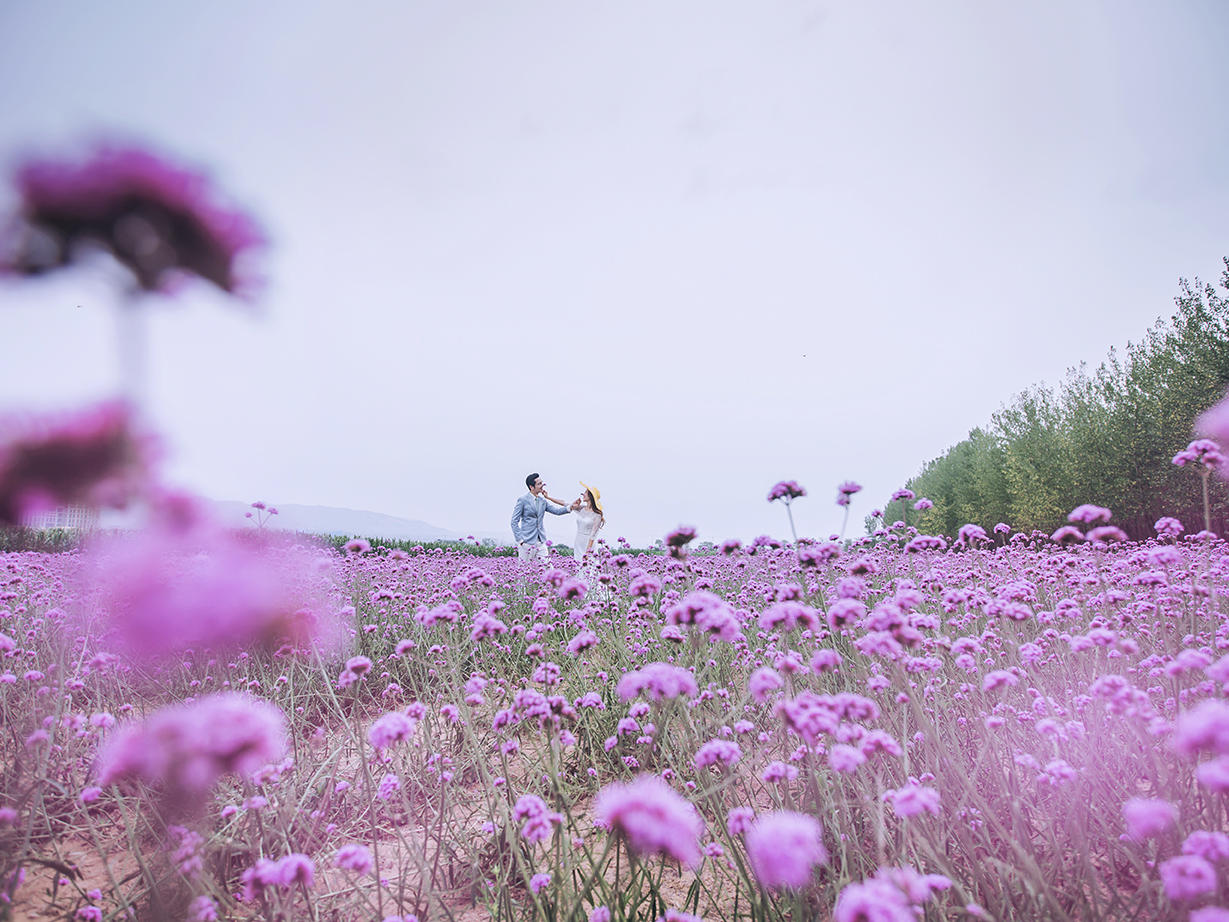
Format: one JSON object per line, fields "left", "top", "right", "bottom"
{"left": 23, "top": 506, "right": 99, "bottom": 531}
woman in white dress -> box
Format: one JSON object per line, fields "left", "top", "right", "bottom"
{"left": 570, "top": 482, "right": 609, "bottom": 600}
{"left": 569, "top": 482, "right": 605, "bottom": 560}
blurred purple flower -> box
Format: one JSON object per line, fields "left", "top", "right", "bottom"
{"left": 884, "top": 782, "right": 941, "bottom": 818}
{"left": 694, "top": 739, "right": 741, "bottom": 769}
{"left": 744, "top": 811, "right": 827, "bottom": 891}
{"left": 829, "top": 744, "right": 866, "bottom": 774}
{"left": 3, "top": 143, "right": 264, "bottom": 294}
{"left": 367, "top": 712, "right": 417, "bottom": 751}
{"left": 836, "top": 481, "right": 862, "bottom": 507}
{"left": 1172, "top": 699, "right": 1229, "bottom": 758}
{"left": 85, "top": 519, "right": 332, "bottom": 659}
{"left": 1191, "top": 393, "right": 1229, "bottom": 460}
{"left": 956, "top": 523, "right": 988, "bottom": 546}
{"left": 1182, "top": 830, "right": 1229, "bottom": 863}
{"left": 334, "top": 844, "right": 373, "bottom": 875}
{"left": 1154, "top": 516, "right": 1184, "bottom": 538}
{"left": 1050, "top": 525, "right": 1085, "bottom": 544}
{"left": 768, "top": 481, "right": 806, "bottom": 503}
{"left": 748, "top": 667, "right": 783, "bottom": 704}
{"left": 833, "top": 878, "right": 914, "bottom": 922}
{"left": 1067, "top": 504, "right": 1112, "bottom": 525}
{"left": 664, "top": 526, "right": 697, "bottom": 559}
{"left": 1122, "top": 797, "right": 1176, "bottom": 841}
{"left": 594, "top": 774, "right": 704, "bottom": 867}
{"left": 617, "top": 663, "right": 698, "bottom": 702}
{"left": 96, "top": 692, "right": 286, "bottom": 814}
{"left": 514, "top": 796, "right": 564, "bottom": 844}
{"left": 656, "top": 912, "right": 703, "bottom": 922}
{"left": 758, "top": 600, "right": 820, "bottom": 633}
{"left": 1159, "top": 854, "right": 1216, "bottom": 901}
{"left": 0, "top": 401, "right": 156, "bottom": 526}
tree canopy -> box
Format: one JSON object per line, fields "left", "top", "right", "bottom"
{"left": 877, "top": 258, "right": 1229, "bottom": 539}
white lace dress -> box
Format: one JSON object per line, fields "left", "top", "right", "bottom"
{"left": 572, "top": 506, "right": 610, "bottom": 601}
{"left": 572, "top": 507, "right": 603, "bottom": 560}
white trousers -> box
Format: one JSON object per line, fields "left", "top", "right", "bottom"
{"left": 518, "top": 542, "right": 548, "bottom": 561}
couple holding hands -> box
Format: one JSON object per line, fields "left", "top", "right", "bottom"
{"left": 511, "top": 472, "right": 605, "bottom": 562}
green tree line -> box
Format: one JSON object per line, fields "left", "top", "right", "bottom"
{"left": 878, "top": 258, "right": 1229, "bottom": 539}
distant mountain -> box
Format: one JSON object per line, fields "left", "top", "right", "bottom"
{"left": 211, "top": 501, "right": 491, "bottom": 543}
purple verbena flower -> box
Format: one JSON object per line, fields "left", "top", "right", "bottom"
{"left": 768, "top": 481, "right": 806, "bottom": 502}
{"left": 743, "top": 811, "right": 827, "bottom": 891}
{"left": 1067, "top": 504, "right": 1112, "bottom": 525}
{"left": 1159, "top": 854, "right": 1217, "bottom": 901}
{"left": 96, "top": 692, "right": 286, "bottom": 813}
{"left": 594, "top": 774, "right": 704, "bottom": 867}
{"left": 1122, "top": 797, "right": 1176, "bottom": 841}
{"left": 0, "top": 401, "right": 156, "bottom": 526}
{"left": 334, "top": 844, "right": 374, "bottom": 875}
{"left": 4, "top": 143, "right": 264, "bottom": 294}
{"left": 617, "top": 663, "right": 698, "bottom": 702}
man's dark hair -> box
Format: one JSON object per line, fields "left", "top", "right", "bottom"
{"left": 525, "top": 472, "right": 540, "bottom": 490}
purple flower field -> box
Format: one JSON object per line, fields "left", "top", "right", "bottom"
{"left": 3, "top": 507, "right": 1229, "bottom": 921}
{"left": 3, "top": 140, "right": 1228, "bottom": 922}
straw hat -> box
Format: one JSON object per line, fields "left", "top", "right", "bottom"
{"left": 579, "top": 481, "right": 603, "bottom": 514}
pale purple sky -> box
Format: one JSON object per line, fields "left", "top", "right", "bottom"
{"left": 2, "top": 1, "right": 1227, "bottom": 545}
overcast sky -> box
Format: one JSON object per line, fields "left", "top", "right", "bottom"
{"left": 2, "top": 1, "right": 1227, "bottom": 546}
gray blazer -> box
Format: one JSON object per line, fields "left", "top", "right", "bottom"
{"left": 511, "top": 492, "right": 569, "bottom": 544}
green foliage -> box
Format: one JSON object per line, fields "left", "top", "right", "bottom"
{"left": 0, "top": 527, "right": 85, "bottom": 553}
{"left": 887, "top": 258, "right": 1229, "bottom": 538}
{"left": 314, "top": 534, "right": 666, "bottom": 558}
{"left": 317, "top": 534, "right": 522, "bottom": 557}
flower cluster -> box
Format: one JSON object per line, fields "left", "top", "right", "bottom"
{"left": 4, "top": 143, "right": 264, "bottom": 294}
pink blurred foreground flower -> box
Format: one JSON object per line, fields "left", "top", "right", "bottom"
{"left": 1197, "top": 756, "right": 1229, "bottom": 792}
{"left": 0, "top": 401, "right": 155, "bottom": 526}
{"left": 1182, "top": 830, "right": 1229, "bottom": 863}
{"left": 833, "top": 878, "right": 914, "bottom": 922}
{"left": 1195, "top": 391, "right": 1229, "bottom": 456}
{"left": 85, "top": 520, "right": 333, "bottom": 659}
{"left": 1172, "top": 699, "right": 1229, "bottom": 758}
{"left": 744, "top": 811, "right": 827, "bottom": 891}
{"left": 1158, "top": 854, "right": 1217, "bottom": 901}
{"left": 4, "top": 143, "right": 264, "bottom": 294}
{"left": 834, "top": 866, "right": 949, "bottom": 922}
{"left": 657, "top": 912, "right": 703, "bottom": 922}
{"left": 1122, "top": 797, "right": 1176, "bottom": 841}
{"left": 594, "top": 774, "right": 704, "bottom": 867}
{"left": 96, "top": 692, "right": 286, "bottom": 813}
{"left": 1173, "top": 438, "right": 1226, "bottom": 470}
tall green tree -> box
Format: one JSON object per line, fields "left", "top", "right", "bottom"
{"left": 878, "top": 259, "right": 1229, "bottom": 538}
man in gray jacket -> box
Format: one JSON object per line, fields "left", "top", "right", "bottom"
{"left": 511, "top": 472, "right": 571, "bottom": 560}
